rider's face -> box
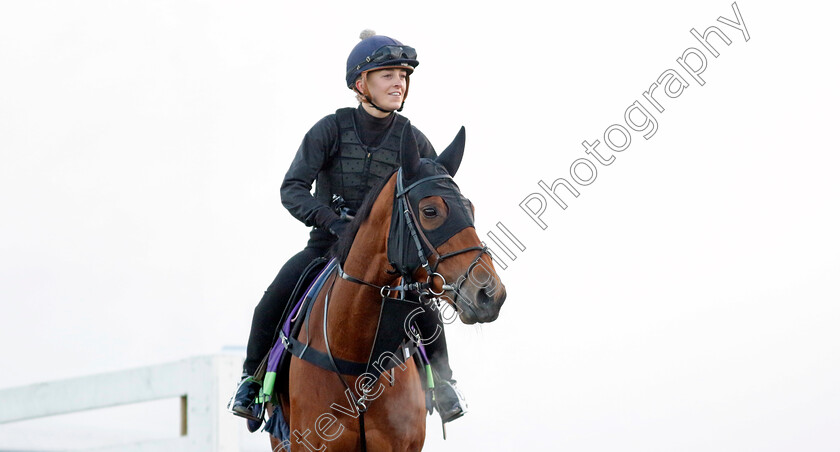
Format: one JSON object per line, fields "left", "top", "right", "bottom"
{"left": 360, "top": 68, "right": 407, "bottom": 112}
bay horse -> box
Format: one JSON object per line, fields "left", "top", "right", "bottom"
{"left": 269, "top": 124, "right": 507, "bottom": 451}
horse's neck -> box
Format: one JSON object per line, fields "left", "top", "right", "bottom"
{"left": 342, "top": 174, "right": 399, "bottom": 288}
{"left": 324, "top": 176, "right": 400, "bottom": 357}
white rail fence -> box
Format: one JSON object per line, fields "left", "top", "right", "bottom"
{"left": 0, "top": 355, "right": 243, "bottom": 452}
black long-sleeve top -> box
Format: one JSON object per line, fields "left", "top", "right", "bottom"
{"left": 280, "top": 105, "right": 436, "bottom": 232}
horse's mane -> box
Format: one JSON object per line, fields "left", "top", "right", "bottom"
{"left": 328, "top": 169, "right": 398, "bottom": 265}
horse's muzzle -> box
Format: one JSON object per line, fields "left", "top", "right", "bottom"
{"left": 456, "top": 283, "right": 506, "bottom": 324}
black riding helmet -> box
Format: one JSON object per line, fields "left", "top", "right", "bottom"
{"left": 345, "top": 30, "right": 419, "bottom": 113}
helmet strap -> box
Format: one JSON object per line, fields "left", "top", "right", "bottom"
{"left": 364, "top": 94, "right": 399, "bottom": 113}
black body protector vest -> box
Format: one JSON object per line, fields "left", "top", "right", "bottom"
{"left": 314, "top": 108, "right": 409, "bottom": 212}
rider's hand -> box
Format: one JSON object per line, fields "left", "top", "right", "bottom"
{"left": 328, "top": 218, "right": 351, "bottom": 238}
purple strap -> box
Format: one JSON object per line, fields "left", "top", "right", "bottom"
{"left": 266, "top": 259, "right": 338, "bottom": 373}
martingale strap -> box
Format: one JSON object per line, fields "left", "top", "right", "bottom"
{"left": 283, "top": 333, "right": 416, "bottom": 376}
{"left": 281, "top": 266, "right": 419, "bottom": 378}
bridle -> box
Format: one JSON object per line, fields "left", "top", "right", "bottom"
{"left": 338, "top": 168, "right": 489, "bottom": 303}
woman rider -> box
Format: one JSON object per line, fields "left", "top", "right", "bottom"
{"left": 230, "top": 30, "right": 467, "bottom": 426}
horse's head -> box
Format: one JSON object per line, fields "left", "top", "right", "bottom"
{"left": 388, "top": 124, "right": 506, "bottom": 324}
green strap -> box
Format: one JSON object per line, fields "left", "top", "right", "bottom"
{"left": 425, "top": 364, "right": 435, "bottom": 389}
{"left": 258, "top": 372, "right": 276, "bottom": 404}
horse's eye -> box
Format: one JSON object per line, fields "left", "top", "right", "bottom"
{"left": 422, "top": 206, "right": 437, "bottom": 218}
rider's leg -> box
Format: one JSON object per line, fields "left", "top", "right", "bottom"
{"left": 415, "top": 303, "right": 467, "bottom": 423}
{"left": 231, "top": 242, "right": 329, "bottom": 420}
{"left": 243, "top": 245, "right": 325, "bottom": 375}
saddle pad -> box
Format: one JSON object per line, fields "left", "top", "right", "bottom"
{"left": 260, "top": 258, "right": 337, "bottom": 402}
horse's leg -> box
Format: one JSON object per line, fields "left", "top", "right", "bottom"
{"left": 349, "top": 364, "right": 427, "bottom": 451}
{"left": 268, "top": 433, "right": 284, "bottom": 452}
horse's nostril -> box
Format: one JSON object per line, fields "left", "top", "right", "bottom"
{"left": 477, "top": 288, "right": 492, "bottom": 306}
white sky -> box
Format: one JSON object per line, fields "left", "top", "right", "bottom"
{"left": 1, "top": 1, "right": 839, "bottom": 450}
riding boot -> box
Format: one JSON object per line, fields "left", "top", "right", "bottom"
{"left": 416, "top": 303, "right": 467, "bottom": 423}
{"left": 227, "top": 374, "right": 264, "bottom": 429}
{"left": 434, "top": 379, "right": 468, "bottom": 424}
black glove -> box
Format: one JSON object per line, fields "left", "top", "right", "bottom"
{"left": 328, "top": 218, "right": 351, "bottom": 238}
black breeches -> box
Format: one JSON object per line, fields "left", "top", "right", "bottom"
{"left": 243, "top": 244, "right": 329, "bottom": 375}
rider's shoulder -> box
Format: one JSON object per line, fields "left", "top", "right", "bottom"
{"left": 308, "top": 107, "right": 359, "bottom": 130}
{"left": 303, "top": 112, "right": 342, "bottom": 139}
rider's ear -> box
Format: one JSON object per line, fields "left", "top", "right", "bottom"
{"left": 355, "top": 76, "right": 366, "bottom": 95}
{"left": 400, "top": 122, "right": 421, "bottom": 180}
{"left": 436, "top": 126, "right": 466, "bottom": 177}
